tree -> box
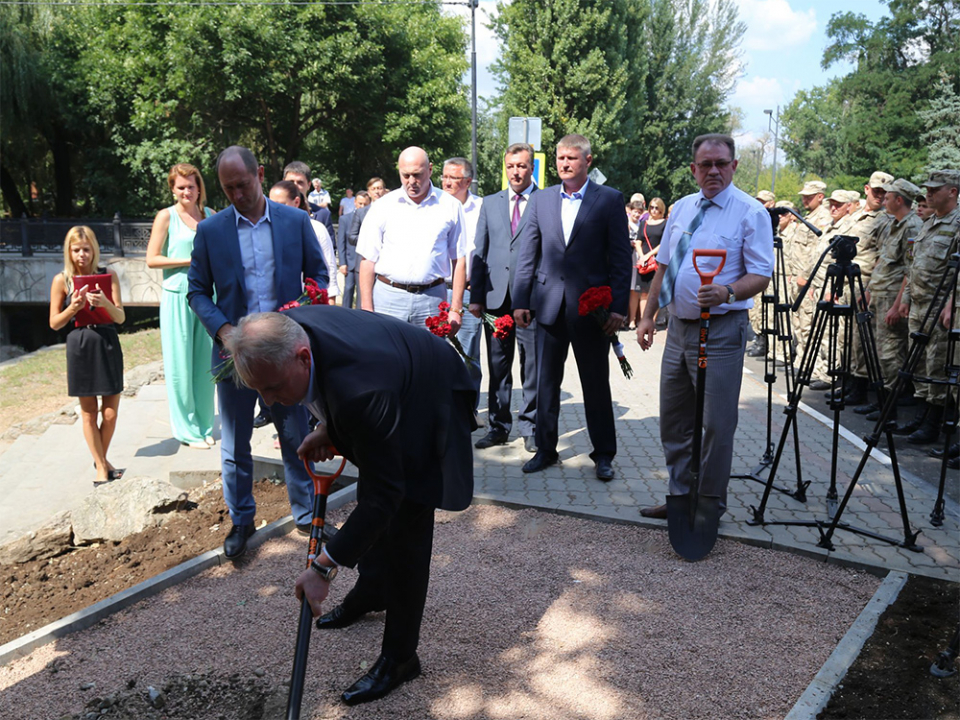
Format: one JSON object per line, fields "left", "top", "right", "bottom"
{"left": 1, "top": 3, "right": 471, "bottom": 216}
{"left": 485, "top": 0, "right": 745, "bottom": 203}
{"left": 918, "top": 71, "right": 960, "bottom": 170}
{"left": 781, "top": 0, "right": 960, "bottom": 181}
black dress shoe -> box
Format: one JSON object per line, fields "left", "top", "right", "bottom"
{"left": 929, "top": 442, "right": 960, "bottom": 459}
{"left": 522, "top": 450, "right": 559, "bottom": 473}
{"left": 223, "top": 523, "right": 256, "bottom": 559}
{"left": 595, "top": 457, "right": 614, "bottom": 481}
{"left": 809, "top": 380, "right": 831, "bottom": 391}
{"left": 523, "top": 435, "right": 537, "bottom": 453}
{"left": 853, "top": 403, "right": 879, "bottom": 415}
{"left": 475, "top": 430, "right": 509, "bottom": 449}
{"left": 316, "top": 603, "right": 368, "bottom": 630}
{"left": 252, "top": 411, "right": 272, "bottom": 429}
{"left": 640, "top": 503, "right": 668, "bottom": 519}
{"left": 342, "top": 654, "right": 421, "bottom": 706}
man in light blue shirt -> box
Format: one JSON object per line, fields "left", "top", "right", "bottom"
{"left": 188, "top": 145, "right": 328, "bottom": 559}
{"left": 637, "top": 133, "right": 774, "bottom": 519}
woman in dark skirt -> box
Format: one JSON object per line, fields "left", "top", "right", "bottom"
{"left": 49, "top": 226, "right": 126, "bottom": 485}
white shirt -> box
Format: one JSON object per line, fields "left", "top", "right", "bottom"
{"left": 560, "top": 178, "right": 589, "bottom": 245}
{"left": 451, "top": 193, "right": 483, "bottom": 282}
{"left": 310, "top": 219, "right": 338, "bottom": 298}
{"left": 509, "top": 184, "right": 534, "bottom": 228}
{"left": 308, "top": 188, "right": 330, "bottom": 208}
{"left": 657, "top": 183, "right": 774, "bottom": 320}
{"left": 356, "top": 184, "right": 466, "bottom": 284}
{"left": 339, "top": 196, "right": 356, "bottom": 215}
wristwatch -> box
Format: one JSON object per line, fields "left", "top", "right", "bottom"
{"left": 725, "top": 284, "right": 736, "bottom": 304}
{"left": 310, "top": 559, "right": 338, "bottom": 582}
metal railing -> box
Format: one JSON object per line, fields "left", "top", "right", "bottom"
{"left": 0, "top": 214, "right": 153, "bottom": 257}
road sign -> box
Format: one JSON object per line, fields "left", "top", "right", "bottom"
{"left": 508, "top": 117, "right": 542, "bottom": 151}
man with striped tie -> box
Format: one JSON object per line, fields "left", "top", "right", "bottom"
{"left": 636, "top": 134, "right": 774, "bottom": 519}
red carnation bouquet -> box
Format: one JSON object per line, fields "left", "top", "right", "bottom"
{"left": 425, "top": 301, "right": 470, "bottom": 361}
{"left": 481, "top": 312, "right": 515, "bottom": 340}
{"left": 212, "top": 278, "right": 328, "bottom": 383}
{"left": 578, "top": 285, "right": 633, "bottom": 379}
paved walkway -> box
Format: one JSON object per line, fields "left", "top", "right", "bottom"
{"left": 1, "top": 334, "right": 958, "bottom": 581}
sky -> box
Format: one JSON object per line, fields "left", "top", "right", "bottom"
{"left": 446, "top": 0, "right": 891, "bottom": 161}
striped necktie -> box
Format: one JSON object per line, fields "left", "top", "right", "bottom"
{"left": 659, "top": 198, "right": 713, "bottom": 306}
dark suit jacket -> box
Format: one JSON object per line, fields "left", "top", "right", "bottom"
{"left": 285, "top": 305, "right": 475, "bottom": 568}
{"left": 187, "top": 199, "right": 328, "bottom": 343}
{"left": 511, "top": 182, "right": 631, "bottom": 326}
{"left": 346, "top": 205, "right": 370, "bottom": 255}
{"left": 336, "top": 213, "right": 358, "bottom": 271}
{"left": 311, "top": 207, "right": 335, "bottom": 243}
{"left": 471, "top": 186, "right": 537, "bottom": 310}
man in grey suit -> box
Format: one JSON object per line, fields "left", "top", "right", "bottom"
{"left": 337, "top": 191, "right": 370, "bottom": 308}
{"left": 470, "top": 143, "right": 539, "bottom": 453}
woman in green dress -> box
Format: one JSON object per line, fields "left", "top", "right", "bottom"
{"left": 147, "top": 163, "right": 216, "bottom": 449}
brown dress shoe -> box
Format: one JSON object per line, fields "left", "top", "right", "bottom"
{"left": 640, "top": 503, "right": 668, "bottom": 519}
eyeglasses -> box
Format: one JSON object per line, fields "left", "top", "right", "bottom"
{"left": 695, "top": 160, "right": 733, "bottom": 170}
{"left": 441, "top": 175, "right": 467, "bottom": 182}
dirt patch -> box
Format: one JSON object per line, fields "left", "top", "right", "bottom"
{"left": 820, "top": 574, "right": 960, "bottom": 720}
{"left": 2, "top": 505, "right": 881, "bottom": 720}
{"left": 0, "top": 479, "right": 293, "bottom": 645}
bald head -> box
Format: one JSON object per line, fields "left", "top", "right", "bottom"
{"left": 398, "top": 146, "right": 433, "bottom": 204}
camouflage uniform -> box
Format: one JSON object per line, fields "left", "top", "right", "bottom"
{"left": 869, "top": 209, "right": 922, "bottom": 386}
{"left": 848, "top": 207, "right": 891, "bottom": 378}
{"left": 903, "top": 205, "right": 960, "bottom": 407}
{"left": 793, "top": 201, "right": 833, "bottom": 379}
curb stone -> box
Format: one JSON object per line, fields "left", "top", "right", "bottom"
{"left": 0, "top": 483, "right": 358, "bottom": 666}
{"left": 785, "top": 570, "right": 909, "bottom": 720}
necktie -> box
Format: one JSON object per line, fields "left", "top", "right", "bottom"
{"left": 511, "top": 194, "right": 524, "bottom": 234}
{"left": 659, "top": 198, "right": 713, "bottom": 306}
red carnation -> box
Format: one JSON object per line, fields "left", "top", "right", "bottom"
{"left": 492, "top": 314, "right": 514, "bottom": 340}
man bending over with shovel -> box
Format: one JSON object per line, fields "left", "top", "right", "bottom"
{"left": 636, "top": 133, "right": 773, "bottom": 537}
{"left": 226, "top": 306, "right": 475, "bottom": 705}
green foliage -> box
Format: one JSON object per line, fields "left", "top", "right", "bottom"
{"left": 1, "top": 3, "right": 470, "bottom": 216}
{"left": 483, "top": 0, "right": 745, "bottom": 203}
{"left": 918, "top": 71, "right": 960, "bottom": 171}
{"left": 781, "top": 0, "right": 960, "bottom": 182}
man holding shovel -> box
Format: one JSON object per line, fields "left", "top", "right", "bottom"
{"left": 636, "top": 134, "right": 774, "bottom": 524}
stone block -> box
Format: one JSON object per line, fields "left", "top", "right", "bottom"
{"left": 71, "top": 476, "right": 188, "bottom": 544}
{"left": 0, "top": 511, "right": 73, "bottom": 564}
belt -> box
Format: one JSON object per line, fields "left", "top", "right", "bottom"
{"left": 677, "top": 309, "right": 746, "bottom": 324}
{"left": 376, "top": 275, "right": 445, "bottom": 294}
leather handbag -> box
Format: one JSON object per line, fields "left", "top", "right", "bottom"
{"left": 637, "top": 224, "right": 658, "bottom": 274}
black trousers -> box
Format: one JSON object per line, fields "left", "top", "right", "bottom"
{"left": 341, "top": 496, "right": 435, "bottom": 661}
{"left": 535, "top": 302, "right": 616, "bottom": 460}
{"left": 484, "top": 300, "right": 538, "bottom": 438}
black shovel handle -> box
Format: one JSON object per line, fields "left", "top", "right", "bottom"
{"left": 286, "top": 454, "right": 346, "bottom": 720}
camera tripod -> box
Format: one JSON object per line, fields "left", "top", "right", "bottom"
{"left": 732, "top": 209, "right": 807, "bottom": 500}
{"left": 747, "top": 234, "right": 921, "bottom": 552}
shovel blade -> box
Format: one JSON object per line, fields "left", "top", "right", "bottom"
{"left": 666, "top": 494, "right": 721, "bottom": 561}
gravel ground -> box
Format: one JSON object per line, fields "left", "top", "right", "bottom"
{"left": 0, "top": 504, "right": 881, "bottom": 720}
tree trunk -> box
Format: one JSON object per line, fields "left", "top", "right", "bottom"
{"left": 50, "top": 126, "right": 74, "bottom": 217}
{"left": 0, "top": 163, "right": 30, "bottom": 218}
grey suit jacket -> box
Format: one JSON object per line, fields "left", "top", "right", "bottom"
{"left": 471, "top": 186, "right": 537, "bottom": 310}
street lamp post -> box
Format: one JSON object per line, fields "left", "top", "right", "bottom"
{"left": 470, "top": 0, "right": 478, "bottom": 195}
{"left": 764, "top": 106, "right": 781, "bottom": 195}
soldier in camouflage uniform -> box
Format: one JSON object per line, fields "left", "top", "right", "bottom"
{"left": 804, "top": 189, "right": 860, "bottom": 389}
{"left": 894, "top": 170, "right": 960, "bottom": 444}
{"left": 792, "top": 181, "right": 834, "bottom": 385}
{"left": 747, "top": 190, "right": 778, "bottom": 357}
{"left": 844, "top": 171, "right": 894, "bottom": 405}
{"left": 852, "top": 179, "right": 924, "bottom": 420}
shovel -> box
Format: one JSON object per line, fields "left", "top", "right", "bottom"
{"left": 286, "top": 454, "right": 346, "bottom": 720}
{"left": 667, "top": 248, "right": 726, "bottom": 561}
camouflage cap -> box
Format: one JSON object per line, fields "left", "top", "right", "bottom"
{"left": 922, "top": 169, "right": 960, "bottom": 188}
{"left": 799, "top": 180, "right": 827, "bottom": 196}
{"left": 828, "top": 189, "right": 857, "bottom": 203}
{"left": 867, "top": 171, "right": 894, "bottom": 188}
{"left": 881, "top": 178, "right": 921, "bottom": 203}
{"left": 756, "top": 190, "right": 776, "bottom": 203}
{"left": 844, "top": 190, "right": 862, "bottom": 203}
{"left": 775, "top": 200, "right": 796, "bottom": 210}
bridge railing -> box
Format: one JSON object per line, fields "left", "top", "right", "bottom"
{"left": 0, "top": 214, "right": 153, "bottom": 257}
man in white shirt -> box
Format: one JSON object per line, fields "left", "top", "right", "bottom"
{"left": 441, "top": 157, "right": 483, "bottom": 403}
{"left": 308, "top": 178, "right": 331, "bottom": 209}
{"left": 357, "top": 146, "right": 467, "bottom": 333}
{"left": 637, "top": 133, "right": 774, "bottom": 519}
{"left": 338, "top": 188, "right": 356, "bottom": 217}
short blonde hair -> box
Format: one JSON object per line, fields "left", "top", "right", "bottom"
{"left": 62, "top": 226, "right": 100, "bottom": 286}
